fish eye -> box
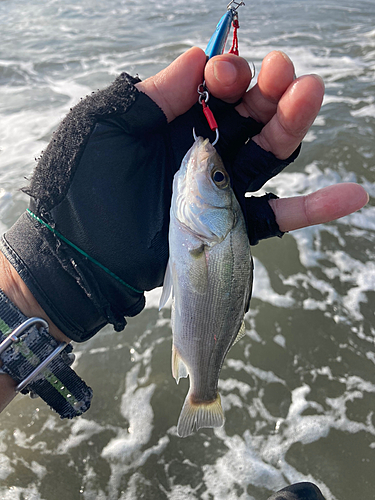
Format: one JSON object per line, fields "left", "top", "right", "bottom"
{"left": 212, "top": 169, "right": 228, "bottom": 188}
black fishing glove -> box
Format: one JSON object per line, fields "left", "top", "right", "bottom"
{"left": 1, "top": 72, "right": 300, "bottom": 341}
{"left": 267, "top": 482, "right": 326, "bottom": 500}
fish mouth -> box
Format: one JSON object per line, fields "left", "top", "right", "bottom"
{"left": 189, "top": 137, "right": 215, "bottom": 171}
{"left": 196, "top": 139, "right": 211, "bottom": 164}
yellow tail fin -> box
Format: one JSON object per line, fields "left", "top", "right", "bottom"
{"left": 177, "top": 393, "right": 224, "bottom": 437}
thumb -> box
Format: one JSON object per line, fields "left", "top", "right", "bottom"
{"left": 135, "top": 47, "right": 207, "bottom": 123}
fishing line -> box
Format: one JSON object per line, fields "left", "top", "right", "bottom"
{"left": 26, "top": 209, "right": 144, "bottom": 294}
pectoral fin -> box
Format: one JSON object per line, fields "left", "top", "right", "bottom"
{"left": 159, "top": 260, "right": 173, "bottom": 310}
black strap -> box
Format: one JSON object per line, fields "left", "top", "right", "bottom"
{"left": 0, "top": 290, "right": 92, "bottom": 418}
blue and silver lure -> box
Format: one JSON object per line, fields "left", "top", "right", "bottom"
{"left": 205, "top": 1, "right": 245, "bottom": 59}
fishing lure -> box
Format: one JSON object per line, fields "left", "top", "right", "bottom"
{"left": 196, "top": 1, "right": 245, "bottom": 145}
{"left": 205, "top": 0, "right": 245, "bottom": 59}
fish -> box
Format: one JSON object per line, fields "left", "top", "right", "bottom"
{"left": 159, "top": 136, "right": 253, "bottom": 437}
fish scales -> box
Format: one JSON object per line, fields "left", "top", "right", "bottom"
{"left": 159, "top": 137, "right": 253, "bottom": 437}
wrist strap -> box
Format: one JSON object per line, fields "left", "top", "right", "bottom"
{"left": 0, "top": 290, "right": 92, "bottom": 418}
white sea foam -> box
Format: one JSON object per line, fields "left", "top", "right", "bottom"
{"left": 225, "top": 359, "right": 285, "bottom": 385}
{"left": 100, "top": 362, "right": 169, "bottom": 497}
{"left": 29, "top": 461, "right": 47, "bottom": 480}
{"left": 273, "top": 334, "right": 286, "bottom": 348}
{"left": 165, "top": 484, "right": 204, "bottom": 500}
{"left": 327, "top": 251, "right": 375, "bottom": 321}
{"left": 0, "top": 453, "right": 14, "bottom": 480}
{"left": 339, "top": 204, "right": 375, "bottom": 230}
{"left": 0, "top": 485, "right": 41, "bottom": 500}
{"left": 351, "top": 103, "right": 375, "bottom": 118}
{"left": 201, "top": 434, "right": 286, "bottom": 500}
{"left": 210, "top": 374, "right": 375, "bottom": 499}
{"left": 252, "top": 258, "right": 295, "bottom": 308}
{"left": 102, "top": 366, "right": 156, "bottom": 461}
{"left": 57, "top": 419, "right": 106, "bottom": 454}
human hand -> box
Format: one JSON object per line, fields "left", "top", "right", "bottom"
{"left": 0, "top": 47, "right": 367, "bottom": 419}
{"left": 136, "top": 47, "right": 368, "bottom": 233}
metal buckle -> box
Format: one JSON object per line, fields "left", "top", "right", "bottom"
{"left": 0, "top": 317, "right": 67, "bottom": 393}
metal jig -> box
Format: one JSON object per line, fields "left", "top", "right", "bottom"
{"left": 194, "top": 2, "right": 245, "bottom": 147}
{"left": 205, "top": 1, "right": 245, "bottom": 60}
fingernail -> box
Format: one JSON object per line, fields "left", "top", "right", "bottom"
{"left": 213, "top": 61, "right": 237, "bottom": 85}
{"left": 311, "top": 74, "right": 325, "bottom": 88}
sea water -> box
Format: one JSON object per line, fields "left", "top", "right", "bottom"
{"left": 0, "top": 0, "right": 375, "bottom": 498}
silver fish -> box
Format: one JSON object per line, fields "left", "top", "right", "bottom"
{"left": 159, "top": 137, "right": 253, "bottom": 437}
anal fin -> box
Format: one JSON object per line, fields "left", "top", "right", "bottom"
{"left": 172, "top": 345, "right": 189, "bottom": 384}
{"left": 232, "top": 320, "right": 246, "bottom": 346}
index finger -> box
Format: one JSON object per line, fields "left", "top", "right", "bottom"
{"left": 135, "top": 48, "right": 252, "bottom": 123}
